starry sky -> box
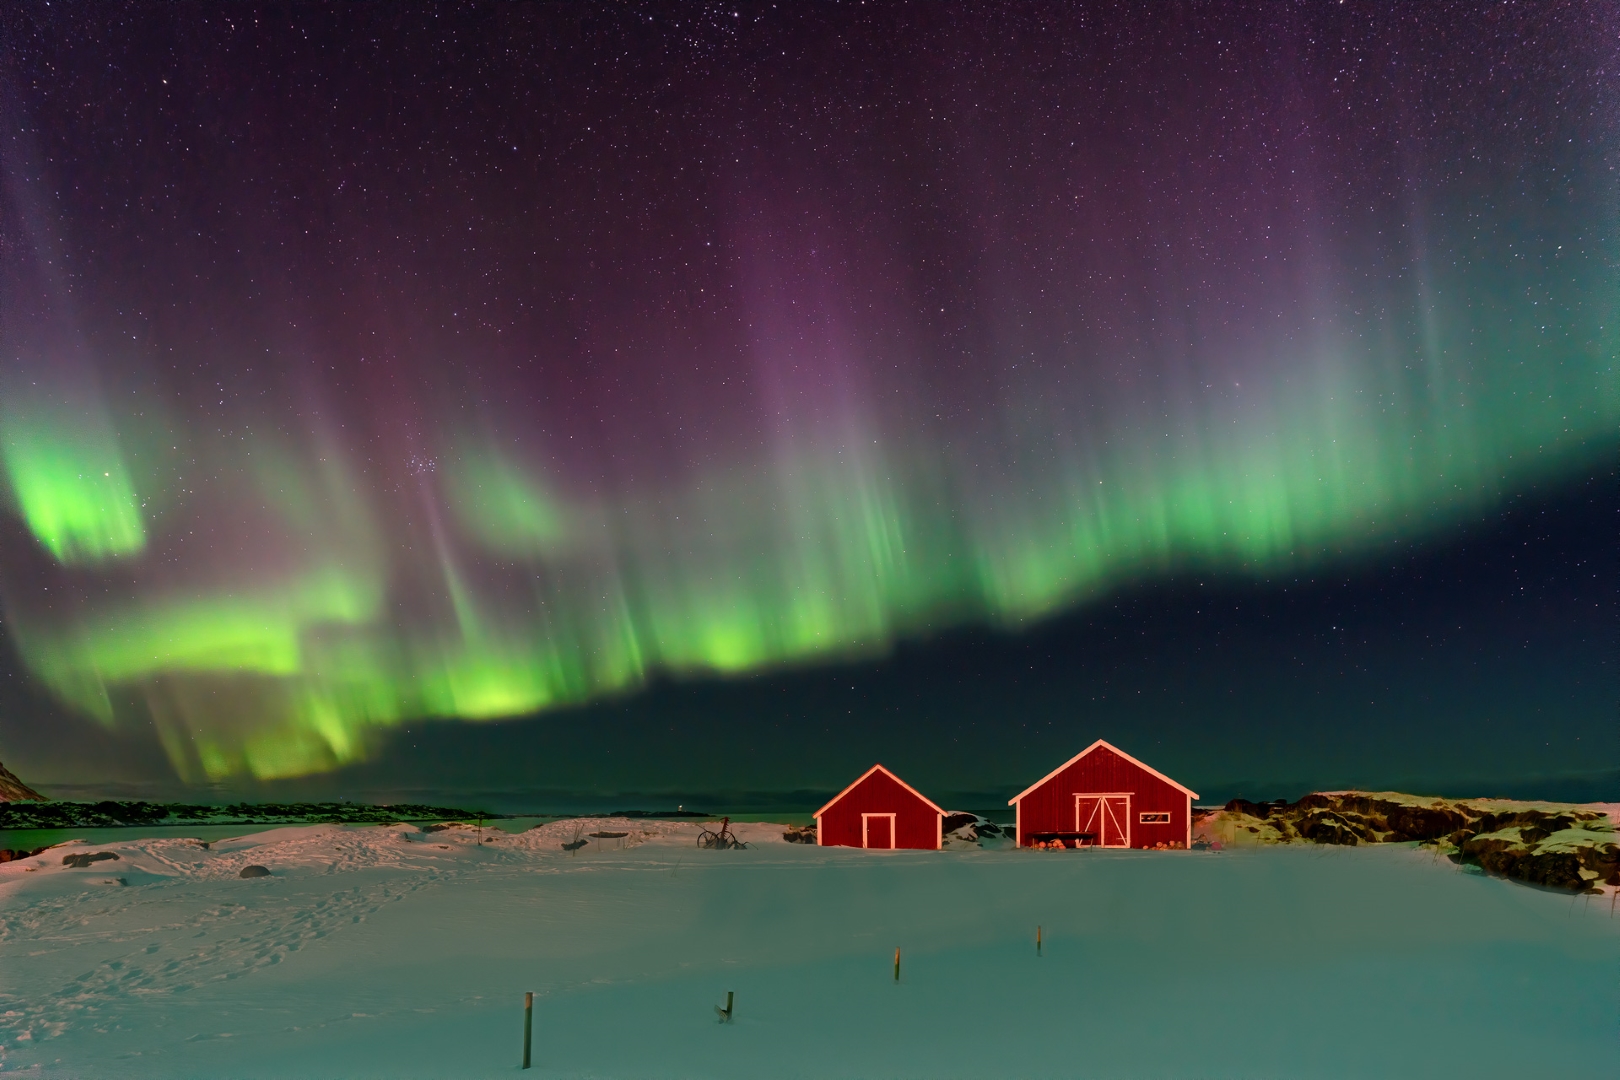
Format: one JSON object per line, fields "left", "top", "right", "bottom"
{"left": 0, "top": 3, "right": 1615, "bottom": 805}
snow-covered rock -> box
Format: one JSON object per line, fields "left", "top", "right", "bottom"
{"left": 1194, "top": 791, "right": 1619, "bottom": 892}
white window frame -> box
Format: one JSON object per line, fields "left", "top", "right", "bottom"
{"left": 1074, "top": 793, "right": 1131, "bottom": 848}
{"left": 1138, "top": 811, "right": 1172, "bottom": 824}
{"left": 862, "top": 812, "right": 897, "bottom": 850}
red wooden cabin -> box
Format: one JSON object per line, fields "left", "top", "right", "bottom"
{"left": 814, "top": 764, "right": 944, "bottom": 850}
{"left": 1009, "top": 740, "right": 1198, "bottom": 849}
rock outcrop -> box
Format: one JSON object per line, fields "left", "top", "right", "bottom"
{"left": 0, "top": 846, "right": 46, "bottom": 863}
{"left": 1196, "top": 792, "right": 1618, "bottom": 893}
{"left": 0, "top": 759, "right": 45, "bottom": 802}
{"left": 940, "top": 814, "right": 1009, "bottom": 847}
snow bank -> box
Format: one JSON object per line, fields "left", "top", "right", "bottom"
{"left": 2, "top": 820, "right": 1616, "bottom": 1078}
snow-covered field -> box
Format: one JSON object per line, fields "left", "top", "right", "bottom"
{"left": 2, "top": 819, "right": 1615, "bottom": 1079}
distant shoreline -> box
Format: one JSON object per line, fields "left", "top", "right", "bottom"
{"left": 0, "top": 800, "right": 739, "bottom": 834}
{"left": 0, "top": 800, "right": 498, "bottom": 831}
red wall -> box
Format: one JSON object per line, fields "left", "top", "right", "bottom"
{"left": 817, "top": 768, "right": 941, "bottom": 850}
{"left": 1016, "top": 746, "right": 1189, "bottom": 849}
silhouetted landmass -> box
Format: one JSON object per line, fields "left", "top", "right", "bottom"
{"left": 608, "top": 809, "right": 711, "bottom": 818}
{"left": 0, "top": 759, "right": 45, "bottom": 802}
{"left": 0, "top": 801, "right": 496, "bottom": 829}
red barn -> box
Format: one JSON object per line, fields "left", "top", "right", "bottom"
{"left": 1009, "top": 740, "right": 1199, "bottom": 849}
{"left": 814, "top": 764, "right": 944, "bottom": 850}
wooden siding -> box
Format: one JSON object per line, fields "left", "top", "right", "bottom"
{"left": 817, "top": 768, "right": 941, "bottom": 850}
{"left": 1015, "top": 744, "right": 1189, "bottom": 849}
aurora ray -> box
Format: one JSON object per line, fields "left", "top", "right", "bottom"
{"left": 0, "top": 4, "right": 1614, "bottom": 781}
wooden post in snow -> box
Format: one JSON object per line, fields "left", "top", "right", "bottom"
{"left": 522, "top": 991, "right": 533, "bottom": 1069}
{"left": 893, "top": 947, "right": 901, "bottom": 982}
{"left": 1037, "top": 925, "right": 1042, "bottom": 956}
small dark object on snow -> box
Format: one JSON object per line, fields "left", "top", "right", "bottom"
{"left": 62, "top": 851, "right": 120, "bottom": 868}
{"left": 523, "top": 990, "right": 534, "bottom": 1068}
{"left": 696, "top": 817, "right": 747, "bottom": 849}
{"left": 588, "top": 831, "right": 628, "bottom": 839}
{"left": 561, "top": 839, "right": 588, "bottom": 852}
{"left": 238, "top": 864, "right": 272, "bottom": 878}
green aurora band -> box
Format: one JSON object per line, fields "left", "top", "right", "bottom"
{"left": 1, "top": 8, "right": 1616, "bottom": 782}
{"left": 4, "top": 310, "right": 1613, "bottom": 782}
{"left": 1, "top": 399, "right": 146, "bottom": 564}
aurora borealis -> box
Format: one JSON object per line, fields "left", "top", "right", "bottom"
{"left": 0, "top": 4, "right": 1616, "bottom": 788}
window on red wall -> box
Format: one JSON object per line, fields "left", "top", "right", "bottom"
{"left": 1139, "top": 812, "right": 1171, "bottom": 824}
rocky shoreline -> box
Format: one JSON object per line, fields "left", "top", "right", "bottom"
{"left": 1195, "top": 791, "right": 1619, "bottom": 893}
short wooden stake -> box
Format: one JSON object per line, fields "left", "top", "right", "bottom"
{"left": 715, "top": 990, "right": 733, "bottom": 1022}
{"left": 522, "top": 991, "right": 533, "bottom": 1069}
{"left": 1037, "top": 925, "right": 1042, "bottom": 956}
{"left": 893, "top": 947, "right": 901, "bottom": 982}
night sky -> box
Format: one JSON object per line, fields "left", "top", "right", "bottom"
{"left": 0, "top": 3, "right": 1615, "bottom": 807}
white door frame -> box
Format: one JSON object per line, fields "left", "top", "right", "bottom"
{"left": 861, "top": 812, "right": 897, "bottom": 849}
{"left": 1074, "top": 792, "right": 1131, "bottom": 848}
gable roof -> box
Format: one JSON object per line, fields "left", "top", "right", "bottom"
{"left": 813, "top": 763, "right": 946, "bottom": 819}
{"left": 1007, "top": 739, "right": 1199, "bottom": 805}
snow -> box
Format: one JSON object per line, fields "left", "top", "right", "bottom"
{"left": 2, "top": 819, "right": 1616, "bottom": 1078}
{"left": 1534, "top": 824, "right": 1619, "bottom": 852}
{"left": 1313, "top": 790, "right": 1620, "bottom": 827}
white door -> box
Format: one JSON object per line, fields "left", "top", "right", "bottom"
{"left": 862, "top": 813, "right": 896, "bottom": 849}
{"left": 1075, "top": 794, "right": 1130, "bottom": 847}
